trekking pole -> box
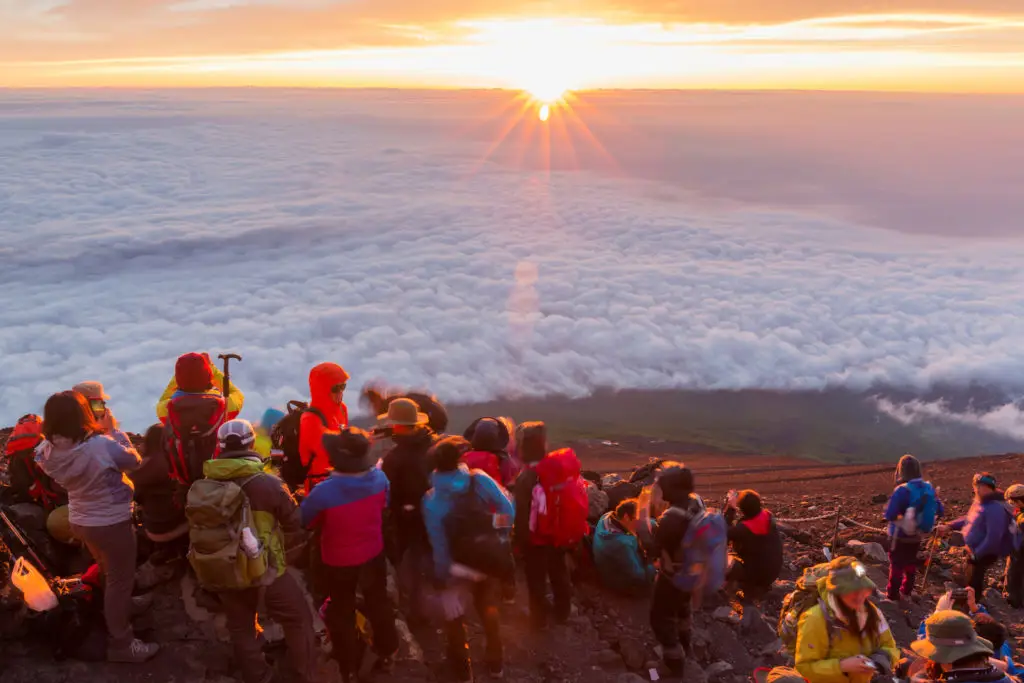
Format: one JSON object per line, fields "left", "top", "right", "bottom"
{"left": 919, "top": 528, "right": 940, "bottom": 591}
{"left": 0, "top": 509, "right": 51, "bottom": 580}
{"left": 217, "top": 353, "right": 242, "bottom": 419}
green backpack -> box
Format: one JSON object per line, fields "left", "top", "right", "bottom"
{"left": 778, "top": 562, "right": 834, "bottom": 657}
{"left": 185, "top": 475, "right": 269, "bottom": 591}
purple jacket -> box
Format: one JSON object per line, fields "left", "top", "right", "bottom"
{"left": 949, "top": 491, "right": 1016, "bottom": 559}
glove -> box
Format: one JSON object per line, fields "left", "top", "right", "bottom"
{"left": 869, "top": 651, "right": 893, "bottom": 674}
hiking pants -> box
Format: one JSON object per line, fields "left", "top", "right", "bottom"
{"left": 523, "top": 544, "right": 572, "bottom": 627}
{"left": 887, "top": 540, "right": 921, "bottom": 600}
{"left": 72, "top": 521, "right": 137, "bottom": 650}
{"left": 650, "top": 573, "right": 692, "bottom": 664}
{"left": 445, "top": 578, "right": 503, "bottom": 680}
{"left": 1007, "top": 550, "right": 1024, "bottom": 608}
{"left": 323, "top": 553, "right": 399, "bottom": 676}
{"left": 219, "top": 571, "right": 317, "bottom": 683}
{"left": 966, "top": 553, "right": 1001, "bottom": 600}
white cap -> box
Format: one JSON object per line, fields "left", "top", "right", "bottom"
{"left": 218, "top": 419, "right": 255, "bottom": 450}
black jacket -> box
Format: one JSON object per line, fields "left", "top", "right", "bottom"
{"left": 513, "top": 467, "right": 540, "bottom": 548}
{"left": 129, "top": 450, "right": 187, "bottom": 537}
{"left": 725, "top": 508, "right": 784, "bottom": 587}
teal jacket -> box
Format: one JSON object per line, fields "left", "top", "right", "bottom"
{"left": 592, "top": 512, "right": 655, "bottom": 596}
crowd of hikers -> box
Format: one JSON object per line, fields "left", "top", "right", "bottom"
{"left": 2, "top": 351, "right": 1024, "bottom": 683}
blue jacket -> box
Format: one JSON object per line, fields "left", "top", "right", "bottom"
{"left": 422, "top": 465, "right": 514, "bottom": 581}
{"left": 884, "top": 479, "right": 945, "bottom": 541}
{"left": 950, "top": 491, "right": 1016, "bottom": 559}
{"left": 592, "top": 512, "right": 655, "bottom": 596}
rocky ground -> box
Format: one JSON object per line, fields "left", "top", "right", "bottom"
{"left": 3, "top": 436, "right": 1024, "bottom": 683}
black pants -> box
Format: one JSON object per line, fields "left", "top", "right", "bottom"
{"left": 323, "top": 553, "right": 400, "bottom": 676}
{"left": 523, "top": 545, "right": 571, "bottom": 627}
{"left": 650, "top": 573, "right": 692, "bottom": 665}
{"left": 445, "top": 579, "right": 503, "bottom": 680}
{"left": 726, "top": 555, "right": 772, "bottom": 602}
{"left": 966, "top": 554, "right": 1000, "bottom": 599}
{"left": 1007, "top": 551, "right": 1024, "bottom": 607}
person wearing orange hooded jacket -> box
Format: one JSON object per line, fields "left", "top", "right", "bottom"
{"left": 299, "top": 362, "right": 350, "bottom": 494}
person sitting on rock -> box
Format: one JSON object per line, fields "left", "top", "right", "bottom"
{"left": 904, "top": 587, "right": 996, "bottom": 680}
{"left": 794, "top": 558, "right": 898, "bottom": 683}
{"left": 635, "top": 463, "right": 703, "bottom": 676}
{"left": 972, "top": 613, "right": 1024, "bottom": 678}
{"left": 724, "top": 488, "right": 783, "bottom": 602}
{"left": 592, "top": 498, "right": 655, "bottom": 597}
{"left": 939, "top": 473, "right": 1017, "bottom": 600}
{"left": 1003, "top": 483, "right": 1024, "bottom": 609}
{"left": 884, "top": 454, "right": 944, "bottom": 602}
{"left": 910, "top": 610, "right": 1015, "bottom": 683}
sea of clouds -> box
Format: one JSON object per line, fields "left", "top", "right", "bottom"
{"left": 2, "top": 89, "right": 1024, "bottom": 431}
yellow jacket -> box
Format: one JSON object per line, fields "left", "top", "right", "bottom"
{"left": 795, "top": 590, "right": 899, "bottom": 683}
{"left": 155, "top": 366, "right": 245, "bottom": 423}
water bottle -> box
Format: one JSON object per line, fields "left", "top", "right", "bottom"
{"left": 240, "top": 527, "right": 261, "bottom": 559}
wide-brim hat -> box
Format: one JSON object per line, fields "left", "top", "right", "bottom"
{"left": 753, "top": 667, "right": 807, "bottom": 683}
{"left": 1006, "top": 483, "right": 1024, "bottom": 502}
{"left": 323, "top": 429, "right": 375, "bottom": 474}
{"left": 377, "top": 398, "right": 429, "bottom": 427}
{"left": 824, "top": 558, "right": 877, "bottom": 595}
{"left": 73, "top": 381, "right": 110, "bottom": 401}
{"left": 910, "top": 610, "right": 994, "bottom": 664}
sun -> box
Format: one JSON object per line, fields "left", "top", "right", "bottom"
{"left": 523, "top": 80, "right": 571, "bottom": 121}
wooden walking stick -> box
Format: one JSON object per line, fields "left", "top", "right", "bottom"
{"left": 920, "top": 528, "right": 940, "bottom": 590}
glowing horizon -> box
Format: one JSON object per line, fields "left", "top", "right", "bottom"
{"left": 3, "top": 9, "right": 1024, "bottom": 91}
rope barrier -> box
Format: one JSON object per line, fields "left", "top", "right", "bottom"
{"left": 776, "top": 510, "right": 839, "bottom": 523}
{"left": 841, "top": 518, "right": 887, "bottom": 534}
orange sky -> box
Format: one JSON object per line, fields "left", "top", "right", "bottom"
{"left": 3, "top": 1, "right": 1024, "bottom": 90}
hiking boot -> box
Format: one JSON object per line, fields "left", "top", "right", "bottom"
{"left": 108, "top": 639, "right": 160, "bottom": 663}
{"left": 131, "top": 593, "right": 154, "bottom": 616}
{"left": 486, "top": 662, "right": 504, "bottom": 679}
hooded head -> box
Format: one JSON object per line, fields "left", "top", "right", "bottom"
{"left": 429, "top": 435, "right": 471, "bottom": 473}
{"left": 468, "top": 418, "right": 508, "bottom": 454}
{"left": 895, "top": 454, "right": 923, "bottom": 485}
{"left": 738, "top": 489, "right": 763, "bottom": 519}
{"left": 656, "top": 463, "right": 695, "bottom": 507}
{"left": 309, "top": 362, "right": 351, "bottom": 416}
{"left": 516, "top": 421, "right": 548, "bottom": 464}
{"left": 175, "top": 352, "right": 214, "bottom": 393}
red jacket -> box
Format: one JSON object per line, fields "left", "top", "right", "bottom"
{"left": 299, "top": 363, "right": 349, "bottom": 494}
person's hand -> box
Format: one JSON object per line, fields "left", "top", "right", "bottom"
{"left": 839, "top": 656, "right": 878, "bottom": 675}
{"left": 936, "top": 591, "right": 955, "bottom": 611}
{"left": 967, "top": 586, "right": 980, "bottom": 613}
{"left": 100, "top": 410, "right": 118, "bottom": 433}
{"left": 726, "top": 490, "right": 739, "bottom": 510}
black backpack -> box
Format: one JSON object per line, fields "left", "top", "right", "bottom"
{"left": 445, "top": 475, "right": 513, "bottom": 580}
{"left": 272, "top": 400, "right": 327, "bottom": 492}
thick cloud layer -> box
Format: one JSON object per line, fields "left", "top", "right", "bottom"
{"left": 2, "top": 89, "right": 1024, "bottom": 431}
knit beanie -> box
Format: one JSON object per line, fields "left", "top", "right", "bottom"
{"left": 517, "top": 422, "right": 548, "bottom": 464}
{"left": 175, "top": 352, "right": 214, "bottom": 393}
{"left": 656, "top": 464, "right": 695, "bottom": 507}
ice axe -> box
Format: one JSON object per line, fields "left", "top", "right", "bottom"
{"left": 217, "top": 353, "right": 242, "bottom": 417}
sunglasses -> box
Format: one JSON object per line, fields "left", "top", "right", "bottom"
{"left": 331, "top": 383, "right": 347, "bottom": 394}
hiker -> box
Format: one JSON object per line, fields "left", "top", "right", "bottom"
{"left": 513, "top": 422, "right": 589, "bottom": 630}
{"left": 35, "top": 391, "right": 159, "bottom": 663}
{"left": 361, "top": 382, "right": 450, "bottom": 435}
{"left": 592, "top": 498, "right": 655, "bottom": 596}
{"left": 73, "top": 381, "right": 118, "bottom": 433}
{"left": 1003, "top": 483, "right": 1024, "bottom": 609}
{"left": 461, "top": 417, "right": 521, "bottom": 489}
{"left": 192, "top": 419, "right": 316, "bottom": 683}
{"left": 158, "top": 352, "right": 245, "bottom": 483}
{"left": 793, "top": 558, "right": 898, "bottom": 683}
{"left": 299, "top": 428, "right": 398, "bottom": 682}
{"left": 155, "top": 352, "right": 244, "bottom": 424}
{"left": 905, "top": 587, "right": 996, "bottom": 679}
{"left": 884, "top": 454, "right": 944, "bottom": 601}
{"left": 299, "top": 362, "right": 350, "bottom": 493}
{"left": 5, "top": 413, "right": 67, "bottom": 511}
{"left": 380, "top": 398, "right": 436, "bottom": 559}
{"left": 635, "top": 463, "right": 704, "bottom": 675}
{"left": 910, "top": 610, "right": 1015, "bottom": 683}
{"left": 129, "top": 425, "right": 188, "bottom": 561}
{"left": 939, "top": 473, "right": 1017, "bottom": 599}
{"left": 423, "top": 436, "right": 515, "bottom": 682}
{"left": 972, "top": 614, "right": 1024, "bottom": 678}
{"left": 724, "top": 488, "right": 783, "bottom": 601}
{"left": 254, "top": 407, "right": 285, "bottom": 459}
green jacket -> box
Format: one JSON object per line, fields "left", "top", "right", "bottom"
{"left": 203, "top": 453, "right": 301, "bottom": 582}
{"left": 795, "top": 585, "right": 899, "bottom": 683}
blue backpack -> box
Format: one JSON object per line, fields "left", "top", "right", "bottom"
{"left": 901, "top": 480, "right": 939, "bottom": 535}
{"left": 669, "top": 508, "right": 728, "bottom": 600}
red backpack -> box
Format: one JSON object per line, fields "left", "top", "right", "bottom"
{"left": 4, "top": 415, "right": 66, "bottom": 511}
{"left": 165, "top": 394, "right": 226, "bottom": 484}
{"left": 530, "top": 449, "right": 589, "bottom": 548}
